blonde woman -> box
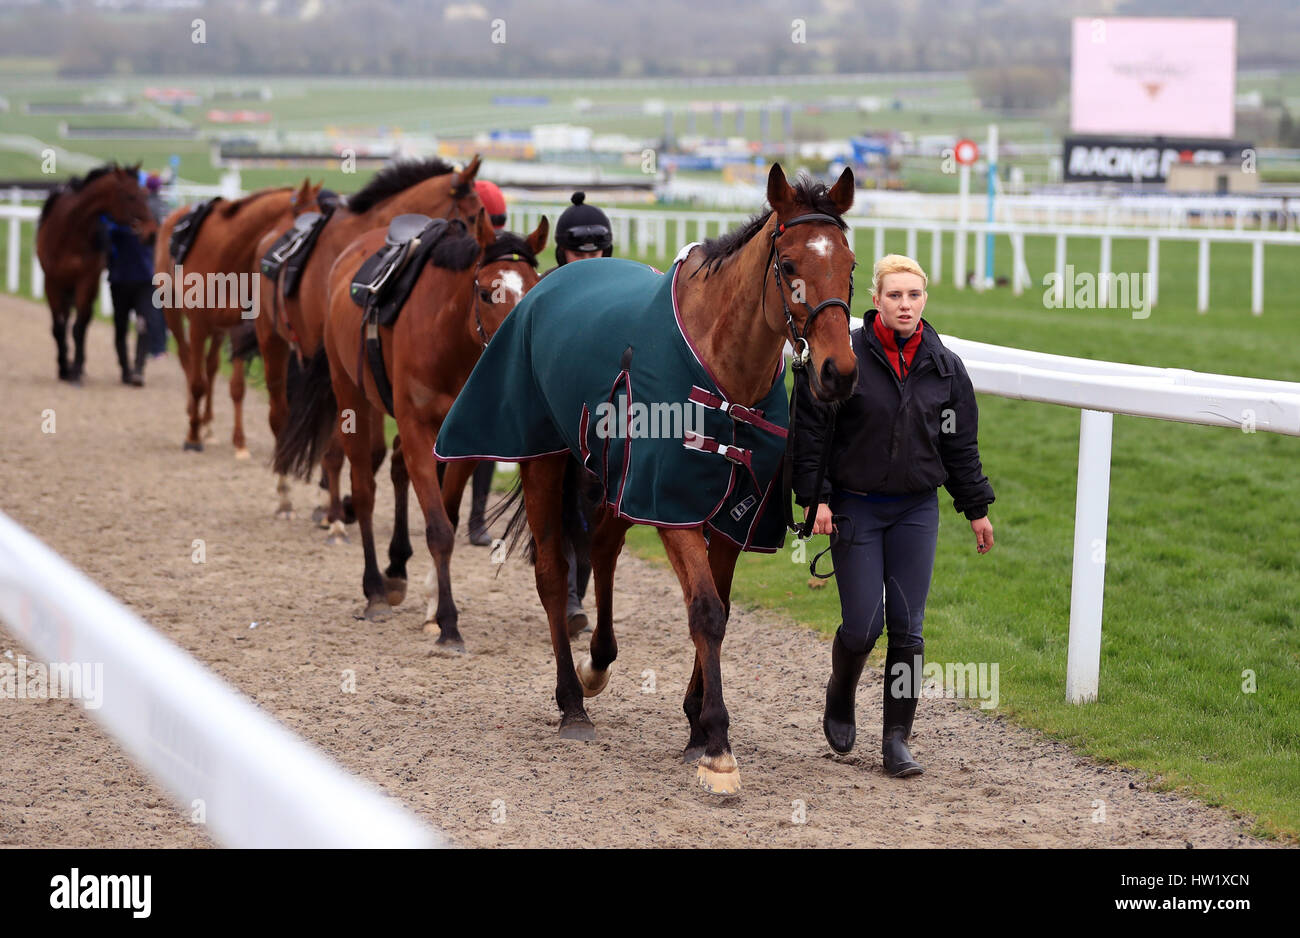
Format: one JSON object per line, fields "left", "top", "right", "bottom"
{"left": 793, "top": 254, "right": 995, "bottom": 777}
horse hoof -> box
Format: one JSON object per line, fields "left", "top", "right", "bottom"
{"left": 385, "top": 577, "right": 407, "bottom": 606}
{"left": 696, "top": 753, "right": 741, "bottom": 796}
{"left": 311, "top": 506, "right": 327, "bottom": 524}
{"left": 325, "top": 521, "right": 348, "bottom": 545}
{"left": 234, "top": 447, "right": 251, "bottom": 460}
{"left": 682, "top": 745, "right": 706, "bottom": 764}
{"left": 426, "top": 625, "right": 466, "bottom": 653}
{"left": 363, "top": 598, "right": 391, "bottom": 622}
{"left": 183, "top": 440, "right": 203, "bottom": 452}
{"left": 576, "top": 655, "right": 610, "bottom": 698}
{"left": 558, "top": 716, "right": 596, "bottom": 741}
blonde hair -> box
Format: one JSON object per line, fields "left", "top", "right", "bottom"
{"left": 872, "top": 254, "right": 928, "bottom": 296}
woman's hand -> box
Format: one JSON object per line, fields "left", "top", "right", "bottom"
{"left": 971, "top": 517, "right": 994, "bottom": 554}
{"left": 802, "top": 503, "right": 835, "bottom": 536}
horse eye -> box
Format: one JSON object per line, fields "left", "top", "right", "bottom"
{"left": 781, "top": 260, "right": 796, "bottom": 276}
{"left": 479, "top": 288, "right": 493, "bottom": 303}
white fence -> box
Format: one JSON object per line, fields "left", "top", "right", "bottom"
{"left": 0, "top": 510, "right": 441, "bottom": 848}
{"left": 509, "top": 204, "right": 1300, "bottom": 315}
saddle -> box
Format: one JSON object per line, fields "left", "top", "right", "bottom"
{"left": 259, "top": 207, "right": 335, "bottom": 299}
{"left": 168, "top": 198, "right": 221, "bottom": 265}
{"left": 348, "top": 214, "right": 455, "bottom": 415}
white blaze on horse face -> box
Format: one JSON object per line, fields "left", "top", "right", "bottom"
{"left": 807, "top": 235, "right": 832, "bottom": 258}
{"left": 495, "top": 269, "right": 525, "bottom": 304}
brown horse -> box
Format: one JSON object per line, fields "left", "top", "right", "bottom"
{"left": 36, "top": 163, "right": 157, "bottom": 382}
{"left": 475, "top": 165, "right": 858, "bottom": 795}
{"left": 155, "top": 179, "right": 324, "bottom": 454}
{"left": 273, "top": 211, "right": 547, "bottom": 648}
{"left": 253, "top": 156, "right": 484, "bottom": 532}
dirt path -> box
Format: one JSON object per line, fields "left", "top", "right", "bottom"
{"left": 0, "top": 294, "right": 1274, "bottom": 848}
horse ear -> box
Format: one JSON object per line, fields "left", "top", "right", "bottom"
{"left": 527, "top": 215, "right": 549, "bottom": 254}
{"left": 766, "top": 163, "right": 794, "bottom": 217}
{"left": 459, "top": 154, "right": 483, "bottom": 187}
{"left": 828, "top": 166, "right": 855, "bottom": 215}
{"left": 473, "top": 208, "right": 495, "bottom": 247}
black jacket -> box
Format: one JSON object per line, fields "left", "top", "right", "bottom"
{"left": 792, "top": 310, "right": 995, "bottom": 520}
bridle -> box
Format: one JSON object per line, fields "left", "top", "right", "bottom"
{"left": 471, "top": 241, "right": 538, "bottom": 349}
{"left": 763, "top": 213, "right": 855, "bottom": 368}
{"left": 767, "top": 213, "right": 857, "bottom": 551}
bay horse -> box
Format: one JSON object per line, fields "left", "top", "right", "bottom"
{"left": 155, "top": 179, "right": 324, "bottom": 454}
{"left": 274, "top": 210, "right": 547, "bottom": 648}
{"left": 36, "top": 163, "right": 157, "bottom": 383}
{"left": 253, "top": 156, "right": 484, "bottom": 533}
{"left": 435, "top": 164, "right": 858, "bottom": 794}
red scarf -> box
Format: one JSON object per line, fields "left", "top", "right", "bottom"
{"left": 872, "top": 313, "right": 923, "bottom": 381}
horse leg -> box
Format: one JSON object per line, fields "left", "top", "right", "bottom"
{"left": 321, "top": 435, "right": 347, "bottom": 543}
{"left": 682, "top": 535, "right": 742, "bottom": 764}
{"left": 230, "top": 355, "right": 249, "bottom": 459}
{"left": 575, "top": 510, "right": 629, "bottom": 698}
{"left": 438, "top": 459, "right": 474, "bottom": 533}
{"left": 659, "top": 527, "right": 739, "bottom": 796}
{"left": 520, "top": 454, "right": 593, "bottom": 740}
{"left": 201, "top": 333, "right": 220, "bottom": 440}
{"left": 396, "top": 418, "right": 462, "bottom": 650}
{"left": 263, "top": 333, "right": 294, "bottom": 517}
{"left": 50, "top": 289, "right": 73, "bottom": 380}
{"left": 70, "top": 278, "right": 97, "bottom": 382}
{"left": 183, "top": 323, "right": 209, "bottom": 451}
{"left": 337, "top": 388, "right": 387, "bottom": 620}
{"left": 383, "top": 434, "right": 413, "bottom": 607}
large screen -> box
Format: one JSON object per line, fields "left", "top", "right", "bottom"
{"left": 1070, "top": 17, "right": 1236, "bottom": 139}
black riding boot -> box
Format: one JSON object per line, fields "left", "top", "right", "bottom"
{"left": 882, "top": 641, "right": 925, "bottom": 777}
{"left": 823, "top": 630, "right": 871, "bottom": 754}
{"left": 467, "top": 461, "right": 494, "bottom": 547}
{"left": 131, "top": 332, "right": 147, "bottom": 386}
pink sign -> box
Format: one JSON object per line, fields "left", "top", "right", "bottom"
{"left": 1071, "top": 18, "right": 1236, "bottom": 139}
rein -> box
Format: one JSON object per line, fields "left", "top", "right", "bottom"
{"left": 765, "top": 213, "right": 854, "bottom": 549}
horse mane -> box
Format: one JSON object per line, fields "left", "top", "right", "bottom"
{"left": 428, "top": 221, "right": 482, "bottom": 272}
{"left": 346, "top": 157, "right": 459, "bottom": 214}
{"left": 693, "top": 174, "right": 849, "bottom": 278}
{"left": 483, "top": 231, "right": 539, "bottom": 268}
{"left": 220, "top": 186, "right": 293, "bottom": 218}
{"left": 40, "top": 162, "right": 124, "bottom": 225}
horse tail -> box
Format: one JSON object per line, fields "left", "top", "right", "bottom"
{"left": 485, "top": 456, "right": 597, "bottom": 567}
{"left": 272, "top": 346, "right": 336, "bottom": 480}
{"left": 228, "top": 321, "right": 261, "bottom": 363}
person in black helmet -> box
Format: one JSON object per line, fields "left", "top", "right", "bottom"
{"left": 548, "top": 191, "right": 614, "bottom": 636}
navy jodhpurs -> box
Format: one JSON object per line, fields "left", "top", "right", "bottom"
{"left": 828, "top": 488, "right": 939, "bottom": 654}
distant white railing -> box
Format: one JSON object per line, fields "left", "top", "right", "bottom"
{"left": 0, "top": 511, "right": 440, "bottom": 848}
{"left": 510, "top": 203, "right": 1300, "bottom": 315}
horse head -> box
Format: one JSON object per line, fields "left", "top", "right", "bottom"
{"left": 102, "top": 164, "right": 159, "bottom": 244}
{"left": 763, "top": 163, "right": 857, "bottom": 402}
{"left": 470, "top": 209, "right": 547, "bottom": 344}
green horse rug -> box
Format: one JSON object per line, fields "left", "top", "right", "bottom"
{"left": 434, "top": 257, "right": 790, "bottom": 552}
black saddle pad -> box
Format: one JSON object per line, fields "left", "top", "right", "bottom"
{"left": 349, "top": 217, "right": 451, "bottom": 328}
{"left": 168, "top": 198, "right": 221, "bottom": 265}
{"left": 259, "top": 207, "right": 334, "bottom": 298}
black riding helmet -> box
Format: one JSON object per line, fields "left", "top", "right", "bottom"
{"left": 554, "top": 191, "right": 613, "bottom": 267}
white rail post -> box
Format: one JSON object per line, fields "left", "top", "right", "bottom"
{"left": 6, "top": 188, "right": 20, "bottom": 294}
{"left": 1197, "top": 238, "right": 1210, "bottom": 313}
{"left": 1098, "top": 234, "right": 1112, "bottom": 307}
{"left": 1054, "top": 233, "right": 1066, "bottom": 306}
{"left": 99, "top": 271, "right": 112, "bottom": 318}
{"left": 657, "top": 215, "right": 667, "bottom": 260}
{"left": 1146, "top": 236, "right": 1159, "bottom": 308}
{"left": 1251, "top": 239, "right": 1264, "bottom": 316}
{"left": 929, "top": 227, "right": 942, "bottom": 284}
{"left": 1066, "top": 408, "right": 1114, "bottom": 705}
{"left": 31, "top": 249, "right": 43, "bottom": 299}
{"left": 905, "top": 226, "right": 917, "bottom": 263}
{"left": 634, "top": 213, "right": 647, "bottom": 257}
{"left": 1011, "top": 232, "right": 1024, "bottom": 296}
